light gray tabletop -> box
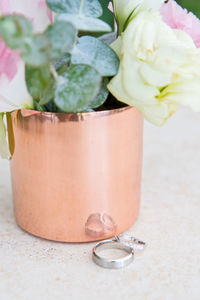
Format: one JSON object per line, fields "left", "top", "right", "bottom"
{"left": 0, "top": 106, "right": 200, "bottom": 300}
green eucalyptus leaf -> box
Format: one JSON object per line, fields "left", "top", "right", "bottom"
{"left": 45, "top": 21, "right": 77, "bottom": 62}
{"left": 55, "top": 64, "right": 101, "bottom": 112}
{"left": 55, "top": 54, "right": 71, "bottom": 75}
{"left": 34, "top": 100, "right": 46, "bottom": 112}
{"left": 89, "top": 77, "right": 109, "bottom": 108}
{"left": 46, "top": 0, "right": 102, "bottom": 17}
{"left": 75, "top": 78, "right": 108, "bottom": 111}
{"left": 25, "top": 65, "right": 50, "bottom": 99}
{"left": 22, "top": 34, "right": 50, "bottom": 67}
{"left": 71, "top": 36, "right": 119, "bottom": 76}
{"left": 57, "top": 14, "right": 111, "bottom": 32}
{"left": 0, "top": 15, "right": 32, "bottom": 49}
{"left": 39, "top": 76, "right": 55, "bottom": 105}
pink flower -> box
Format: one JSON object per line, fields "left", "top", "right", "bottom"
{"left": 108, "top": 2, "right": 114, "bottom": 13}
{"left": 0, "top": 0, "right": 52, "bottom": 113}
{"left": 0, "top": 0, "right": 11, "bottom": 14}
{"left": 0, "top": 40, "right": 19, "bottom": 81}
{"left": 0, "top": 0, "right": 53, "bottom": 33}
{"left": 0, "top": 0, "right": 19, "bottom": 81}
{"left": 160, "top": 0, "right": 200, "bottom": 48}
{"left": 38, "top": 0, "right": 53, "bottom": 23}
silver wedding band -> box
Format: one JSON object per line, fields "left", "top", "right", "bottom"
{"left": 92, "top": 239, "right": 134, "bottom": 269}
{"left": 92, "top": 235, "right": 146, "bottom": 269}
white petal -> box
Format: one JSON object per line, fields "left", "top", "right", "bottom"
{"left": 0, "top": 113, "right": 10, "bottom": 159}
{"left": 140, "top": 102, "right": 177, "bottom": 126}
{"left": 139, "top": 62, "right": 171, "bottom": 87}
{"left": 164, "top": 79, "right": 200, "bottom": 112}
{"left": 10, "top": 0, "right": 51, "bottom": 32}
{"left": 0, "top": 61, "right": 33, "bottom": 113}
{"left": 122, "top": 55, "right": 159, "bottom": 103}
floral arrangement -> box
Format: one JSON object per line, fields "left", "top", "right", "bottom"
{"left": 0, "top": 0, "right": 200, "bottom": 158}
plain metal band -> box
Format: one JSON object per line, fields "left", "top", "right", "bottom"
{"left": 92, "top": 240, "right": 134, "bottom": 269}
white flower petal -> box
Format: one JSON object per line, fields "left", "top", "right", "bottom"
{"left": 139, "top": 62, "right": 171, "bottom": 87}
{"left": 164, "top": 79, "right": 200, "bottom": 112}
{"left": 108, "top": 10, "right": 200, "bottom": 125}
{"left": 0, "top": 113, "right": 10, "bottom": 159}
{"left": 113, "top": 0, "right": 163, "bottom": 33}
{"left": 140, "top": 102, "right": 177, "bottom": 126}
{"left": 122, "top": 55, "right": 159, "bottom": 103}
{"left": 0, "top": 61, "right": 33, "bottom": 113}
{"left": 10, "top": 0, "right": 51, "bottom": 33}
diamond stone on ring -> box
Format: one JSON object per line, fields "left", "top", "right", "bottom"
{"left": 92, "top": 234, "right": 146, "bottom": 269}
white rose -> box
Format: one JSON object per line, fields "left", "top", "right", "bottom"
{"left": 108, "top": 11, "right": 200, "bottom": 125}
{"left": 113, "top": 0, "right": 163, "bottom": 34}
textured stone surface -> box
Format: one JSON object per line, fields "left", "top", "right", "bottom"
{"left": 0, "top": 107, "right": 200, "bottom": 300}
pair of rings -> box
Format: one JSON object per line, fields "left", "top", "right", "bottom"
{"left": 92, "top": 234, "right": 146, "bottom": 269}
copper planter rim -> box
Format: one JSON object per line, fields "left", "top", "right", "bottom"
{"left": 19, "top": 105, "right": 133, "bottom": 121}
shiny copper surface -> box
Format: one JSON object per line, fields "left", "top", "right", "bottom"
{"left": 9, "top": 107, "right": 143, "bottom": 242}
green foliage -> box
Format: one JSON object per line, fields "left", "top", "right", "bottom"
{"left": 71, "top": 36, "right": 119, "bottom": 76}
{"left": 55, "top": 65, "right": 101, "bottom": 112}
{"left": 22, "top": 34, "right": 50, "bottom": 67}
{"left": 89, "top": 77, "right": 109, "bottom": 108}
{"left": 34, "top": 100, "right": 46, "bottom": 112}
{"left": 39, "top": 76, "right": 55, "bottom": 105}
{"left": 57, "top": 14, "right": 111, "bottom": 32}
{"left": 176, "top": 0, "right": 200, "bottom": 18}
{"left": 0, "top": 0, "right": 119, "bottom": 113}
{"left": 98, "top": 0, "right": 114, "bottom": 30}
{"left": 25, "top": 66, "right": 50, "bottom": 99}
{"left": 0, "top": 16, "right": 50, "bottom": 67}
{"left": 0, "top": 15, "right": 32, "bottom": 49}
{"left": 46, "top": 0, "right": 103, "bottom": 17}
{"left": 45, "top": 21, "right": 77, "bottom": 62}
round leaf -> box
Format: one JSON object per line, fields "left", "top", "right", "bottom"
{"left": 0, "top": 15, "right": 32, "bottom": 49}
{"left": 39, "top": 76, "right": 55, "bottom": 105}
{"left": 45, "top": 21, "right": 77, "bottom": 62}
{"left": 89, "top": 77, "right": 109, "bottom": 108}
{"left": 71, "top": 36, "right": 119, "bottom": 76}
{"left": 22, "top": 34, "right": 50, "bottom": 67}
{"left": 57, "top": 14, "right": 111, "bottom": 32}
{"left": 46, "top": 0, "right": 103, "bottom": 17}
{"left": 55, "top": 65, "right": 101, "bottom": 112}
{"left": 25, "top": 65, "right": 50, "bottom": 99}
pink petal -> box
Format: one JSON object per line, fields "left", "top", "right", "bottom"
{"left": 0, "top": 0, "right": 52, "bottom": 82}
{"left": 160, "top": 0, "right": 177, "bottom": 28}
{"left": 0, "top": 38, "right": 20, "bottom": 80}
{"left": 108, "top": 2, "right": 114, "bottom": 13}
{"left": 38, "top": 0, "right": 53, "bottom": 22}
{"left": 160, "top": 0, "right": 200, "bottom": 48}
{"left": 0, "top": 0, "right": 11, "bottom": 14}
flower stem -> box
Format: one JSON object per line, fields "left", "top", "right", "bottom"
{"left": 50, "top": 65, "right": 59, "bottom": 82}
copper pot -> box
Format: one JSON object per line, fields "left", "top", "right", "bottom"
{"left": 8, "top": 106, "right": 143, "bottom": 242}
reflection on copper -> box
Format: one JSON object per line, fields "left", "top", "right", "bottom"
{"left": 101, "top": 213, "right": 117, "bottom": 231}
{"left": 85, "top": 213, "right": 104, "bottom": 238}
{"left": 85, "top": 212, "right": 117, "bottom": 238}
